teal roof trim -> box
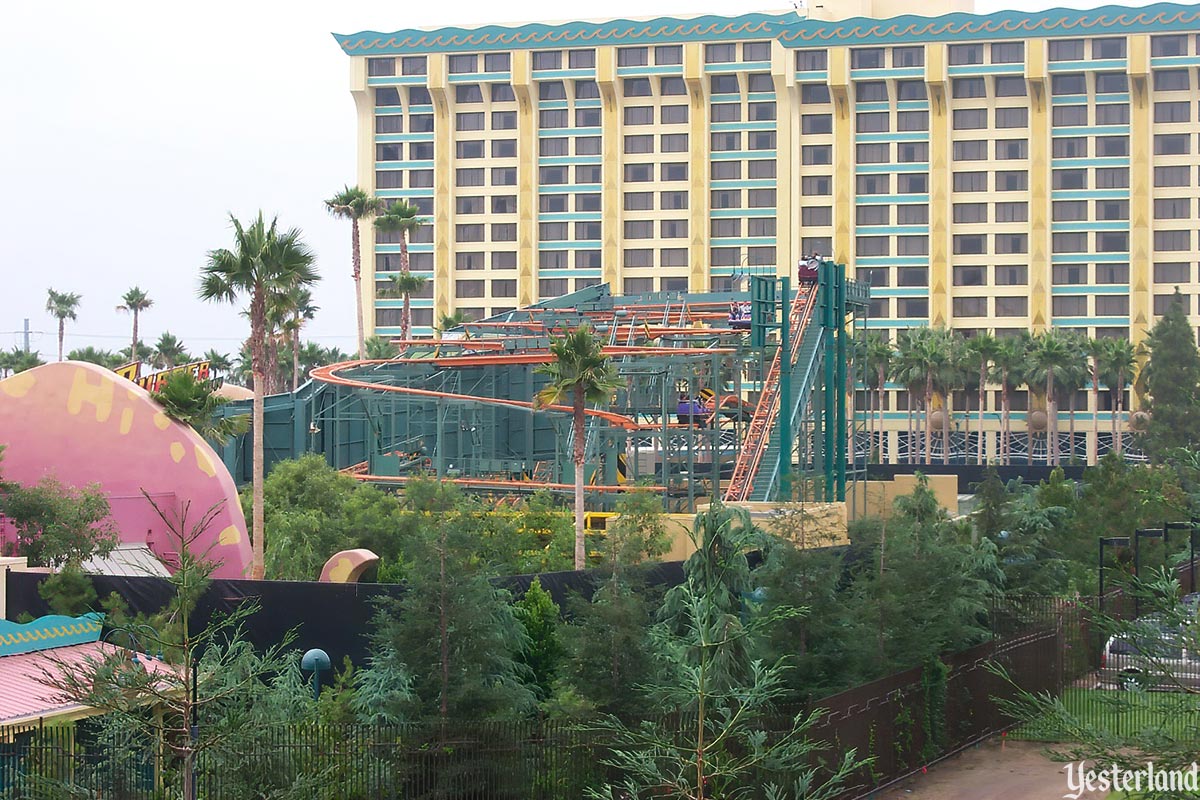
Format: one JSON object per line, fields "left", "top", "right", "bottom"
{"left": 335, "top": 12, "right": 797, "bottom": 55}
{"left": 0, "top": 613, "right": 104, "bottom": 657}
{"left": 336, "top": 3, "right": 1200, "bottom": 55}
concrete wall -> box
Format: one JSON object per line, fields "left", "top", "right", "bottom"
{"left": 862, "top": 473, "right": 959, "bottom": 520}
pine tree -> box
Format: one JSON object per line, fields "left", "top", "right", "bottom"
{"left": 514, "top": 577, "right": 564, "bottom": 702}
{"left": 1141, "top": 289, "right": 1200, "bottom": 459}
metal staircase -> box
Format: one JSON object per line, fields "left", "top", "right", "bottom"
{"left": 722, "top": 286, "right": 818, "bottom": 502}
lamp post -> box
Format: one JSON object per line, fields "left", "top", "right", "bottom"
{"left": 1164, "top": 520, "right": 1192, "bottom": 583}
{"left": 1134, "top": 528, "right": 1165, "bottom": 617}
{"left": 1098, "top": 536, "right": 1130, "bottom": 615}
{"left": 301, "top": 648, "right": 331, "bottom": 702}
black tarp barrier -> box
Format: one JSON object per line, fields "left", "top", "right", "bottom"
{"left": 866, "top": 463, "right": 1087, "bottom": 493}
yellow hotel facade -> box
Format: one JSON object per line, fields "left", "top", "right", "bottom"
{"left": 337, "top": 0, "right": 1200, "bottom": 463}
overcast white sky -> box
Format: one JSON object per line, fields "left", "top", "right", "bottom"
{"left": 0, "top": 0, "right": 1153, "bottom": 361}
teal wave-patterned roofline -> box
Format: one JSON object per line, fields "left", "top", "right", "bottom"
{"left": 334, "top": 2, "right": 1200, "bottom": 55}
{"left": 0, "top": 612, "right": 103, "bottom": 657}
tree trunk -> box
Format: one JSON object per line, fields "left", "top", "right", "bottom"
{"left": 439, "top": 525, "right": 449, "bottom": 725}
{"left": 978, "top": 361, "right": 987, "bottom": 465}
{"left": 907, "top": 401, "right": 914, "bottom": 465}
{"left": 351, "top": 217, "right": 365, "bottom": 361}
{"left": 573, "top": 385, "right": 587, "bottom": 570}
{"left": 1091, "top": 363, "right": 1100, "bottom": 461}
{"left": 1068, "top": 390, "right": 1077, "bottom": 464}
{"left": 924, "top": 373, "right": 933, "bottom": 466}
{"left": 1001, "top": 375, "right": 1010, "bottom": 465}
{"left": 1047, "top": 370, "right": 1057, "bottom": 466}
{"left": 877, "top": 365, "right": 886, "bottom": 464}
{"left": 942, "top": 391, "right": 951, "bottom": 465}
{"left": 1116, "top": 369, "right": 1125, "bottom": 455}
{"left": 57, "top": 319, "right": 65, "bottom": 361}
{"left": 131, "top": 311, "right": 139, "bottom": 365}
{"left": 400, "top": 233, "right": 412, "bottom": 342}
{"left": 250, "top": 291, "right": 267, "bottom": 580}
{"left": 291, "top": 319, "right": 301, "bottom": 392}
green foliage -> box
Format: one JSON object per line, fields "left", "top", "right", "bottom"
{"left": 37, "top": 567, "right": 98, "bottom": 615}
{"left": 515, "top": 577, "right": 565, "bottom": 702}
{"left": 0, "top": 347, "right": 45, "bottom": 375}
{"left": 603, "top": 488, "right": 671, "bottom": 569}
{"left": 152, "top": 369, "right": 249, "bottom": 446}
{"left": 0, "top": 474, "right": 118, "bottom": 567}
{"left": 919, "top": 657, "right": 950, "bottom": 762}
{"left": 66, "top": 346, "right": 123, "bottom": 368}
{"left": 363, "top": 335, "right": 398, "bottom": 360}
{"left": 1142, "top": 288, "right": 1200, "bottom": 459}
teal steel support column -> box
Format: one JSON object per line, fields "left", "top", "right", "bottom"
{"left": 834, "top": 262, "right": 848, "bottom": 502}
{"left": 778, "top": 277, "right": 792, "bottom": 501}
{"left": 821, "top": 262, "right": 836, "bottom": 503}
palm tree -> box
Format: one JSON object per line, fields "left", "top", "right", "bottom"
{"left": 45, "top": 289, "right": 81, "bottom": 362}
{"left": 864, "top": 333, "right": 893, "bottom": 463}
{"left": 1087, "top": 337, "right": 1111, "bottom": 457}
{"left": 274, "top": 286, "right": 318, "bottom": 391}
{"left": 992, "top": 335, "right": 1028, "bottom": 465}
{"left": 120, "top": 341, "right": 153, "bottom": 365}
{"left": 374, "top": 201, "right": 426, "bottom": 341}
{"left": 387, "top": 272, "right": 428, "bottom": 344}
{"left": 907, "top": 327, "right": 955, "bottom": 466}
{"left": 533, "top": 325, "right": 620, "bottom": 570}
{"left": 199, "top": 212, "right": 318, "bottom": 579}
{"left": 116, "top": 287, "right": 153, "bottom": 363}
{"left": 152, "top": 370, "right": 249, "bottom": 446}
{"left": 66, "top": 347, "right": 122, "bottom": 369}
{"left": 1101, "top": 338, "right": 1137, "bottom": 455}
{"left": 1058, "top": 334, "right": 1090, "bottom": 463}
{"left": 325, "top": 186, "right": 380, "bottom": 360}
{"left": 364, "top": 335, "right": 398, "bottom": 360}
{"left": 436, "top": 310, "right": 471, "bottom": 338}
{"left": 1028, "top": 330, "right": 1072, "bottom": 466}
{"left": 965, "top": 333, "right": 1000, "bottom": 464}
{"left": 890, "top": 331, "right": 927, "bottom": 464}
{"left": 151, "top": 332, "right": 190, "bottom": 369}
{"left": 203, "top": 349, "right": 234, "bottom": 379}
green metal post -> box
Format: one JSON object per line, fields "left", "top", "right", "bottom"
{"left": 821, "top": 262, "right": 836, "bottom": 502}
{"left": 834, "top": 262, "right": 848, "bottom": 502}
{"left": 778, "top": 276, "right": 792, "bottom": 501}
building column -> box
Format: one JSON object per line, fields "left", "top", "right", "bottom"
{"left": 1026, "top": 39, "right": 1051, "bottom": 333}
{"left": 925, "top": 43, "right": 950, "bottom": 329}
{"left": 683, "top": 43, "right": 710, "bottom": 292}
{"left": 351, "top": 57, "right": 378, "bottom": 339}
{"left": 597, "top": 47, "right": 623, "bottom": 294}
{"left": 511, "top": 51, "right": 538, "bottom": 308}
{"left": 827, "top": 47, "right": 853, "bottom": 267}
{"left": 1127, "top": 34, "right": 1153, "bottom": 412}
{"left": 427, "top": 55, "right": 453, "bottom": 323}
{"left": 771, "top": 41, "right": 796, "bottom": 278}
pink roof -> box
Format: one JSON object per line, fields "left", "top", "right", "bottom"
{"left": 0, "top": 641, "right": 176, "bottom": 726}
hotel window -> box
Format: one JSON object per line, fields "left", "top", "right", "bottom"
{"left": 538, "top": 109, "right": 567, "bottom": 128}
{"left": 623, "top": 163, "right": 653, "bottom": 182}
{"left": 856, "top": 236, "right": 889, "bottom": 256}
{"left": 455, "top": 140, "right": 485, "bottom": 159}
{"left": 803, "top": 114, "right": 833, "bottom": 134}
{"left": 532, "top": 51, "right": 561, "bottom": 70}
{"left": 1156, "top": 294, "right": 1192, "bottom": 315}
{"left": 995, "top": 107, "right": 1029, "bottom": 128}
{"left": 898, "top": 204, "right": 928, "bottom": 224}
{"left": 1155, "top": 102, "right": 1191, "bottom": 123}
{"left": 705, "top": 43, "right": 736, "bottom": 63}
{"left": 896, "top": 267, "right": 928, "bottom": 286}
{"left": 654, "top": 44, "right": 683, "bottom": 65}
{"left": 712, "top": 132, "right": 741, "bottom": 151}
{"left": 375, "top": 171, "right": 403, "bottom": 189}
{"left": 1096, "top": 168, "right": 1128, "bottom": 189}
{"left": 897, "top": 142, "right": 928, "bottom": 162}
{"left": 953, "top": 78, "right": 986, "bottom": 98}
{"left": 575, "top": 165, "right": 600, "bottom": 183}
{"left": 996, "top": 171, "right": 1028, "bottom": 192}
{"left": 749, "top": 131, "right": 776, "bottom": 150}
{"left": 743, "top": 41, "right": 771, "bottom": 61}
{"left": 661, "top": 162, "right": 687, "bottom": 181}
{"left": 661, "top": 191, "right": 689, "bottom": 210}
{"left": 887, "top": 45, "right": 921, "bottom": 66}
{"left": 539, "top": 166, "right": 568, "bottom": 184}
{"left": 1052, "top": 232, "right": 1088, "bottom": 252}
{"left": 954, "top": 266, "right": 986, "bottom": 286}
{"left": 492, "top": 139, "right": 516, "bottom": 157}
{"left": 797, "top": 49, "right": 827, "bottom": 71}
{"left": 1053, "top": 137, "right": 1087, "bottom": 158}
{"left": 483, "top": 85, "right": 512, "bottom": 103}
{"left": 621, "top": 249, "right": 652, "bottom": 270}
{"left": 483, "top": 53, "right": 510, "bottom": 73}
{"left": 1096, "top": 104, "right": 1130, "bottom": 124}
{"left": 711, "top": 162, "right": 741, "bottom": 180}
{"left": 375, "top": 115, "right": 403, "bottom": 134}
{"left": 897, "top": 237, "right": 928, "bottom": 256}
{"left": 569, "top": 49, "right": 596, "bottom": 68}
{"left": 857, "top": 205, "right": 888, "bottom": 225}
{"left": 409, "top": 169, "right": 434, "bottom": 187}
{"left": 747, "top": 73, "right": 774, "bottom": 92}
{"left": 456, "top": 224, "right": 485, "bottom": 242}
{"left": 995, "top": 234, "right": 1028, "bottom": 254}
{"left": 491, "top": 279, "right": 517, "bottom": 298}
{"left": 624, "top": 220, "right": 653, "bottom": 239}
{"left": 995, "top": 265, "right": 1028, "bottom": 285}
{"left": 953, "top": 140, "right": 987, "bottom": 161}
{"left": 948, "top": 43, "right": 984, "bottom": 65}
{"left": 749, "top": 102, "right": 776, "bottom": 121}
{"left": 576, "top": 108, "right": 601, "bottom": 126}
{"left": 661, "top": 105, "right": 688, "bottom": 124}
{"left": 574, "top": 80, "right": 600, "bottom": 99}
{"left": 851, "top": 48, "right": 884, "bottom": 69}
{"left": 1095, "top": 135, "right": 1129, "bottom": 157}
{"left": 995, "top": 297, "right": 1028, "bottom": 317}
{"left": 713, "top": 219, "right": 741, "bottom": 237}
{"left": 869, "top": 299, "right": 890, "bottom": 319}
{"left": 712, "top": 103, "right": 741, "bottom": 122}
{"left": 1052, "top": 169, "right": 1087, "bottom": 189}
{"left": 801, "top": 83, "right": 831, "bottom": 104}
{"left": 858, "top": 268, "right": 889, "bottom": 287}
{"left": 711, "top": 75, "right": 740, "bottom": 95}
{"left": 368, "top": 57, "right": 395, "bottom": 77}
{"left": 1095, "top": 72, "right": 1128, "bottom": 93}
{"left": 540, "top": 195, "right": 567, "bottom": 213}
{"left": 1053, "top": 297, "right": 1087, "bottom": 316}
{"left": 801, "top": 176, "right": 831, "bottom": 196}
{"left": 803, "top": 144, "right": 832, "bottom": 165}
{"left": 1155, "top": 230, "right": 1191, "bottom": 251}
{"left": 661, "top": 248, "right": 688, "bottom": 266}
{"left": 624, "top": 192, "right": 653, "bottom": 210}
{"left": 401, "top": 56, "right": 427, "bottom": 75}
{"left": 660, "top": 77, "right": 686, "bottom": 96}
{"left": 1155, "top": 262, "right": 1191, "bottom": 282}
{"left": 576, "top": 136, "right": 601, "bottom": 155}
{"left": 376, "top": 143, "right": 402, "bottom": 161}
{"left": 1155, "top": 133, "right": 1190, "bottom": 155}
{"left": 455, "top": 280, "right": 485, "bottom": 299}
{"left": 953, "top": 171, "right": 987, "bottom": 192}
{"left": 374, "top": 87, "right": 401, "bottom": 106}
{"left": 576, "top": 222, "right": 602, "bottom": 240}
{"left": 856, "top": 81, "right": 888, "bottom": 102}
{"left": 802, "top": 235, "right": 832, "bottom": 254}
{"left": 857, "top": 143, "right": 889, "bottom": 163}
{"left": 1155, "top": 198, "right": 1190, "bottom": 219}
{"left": 624, "top": 135, "right": 653, "bottom": 154}
{"left": 748, "top": 188, "right": 776, "bottom": 208}
{"left": 492, "top": 167, "right": 516, "bottom": 185}
{"left": 448, "top": 54, "right": 478, "bottom": 74}
{"left": 540, "top": 81, "right": 566, "bottom": 100}
{"left": 954, "top": 234, "right": 986, "bottom": 254}
{"left": 576, "top": 193, "right": 601, "bottom": 212}
{"left": 898, "top": 111, "right": 929, "bottom": 131}
{"left": 954, "top": 203, "right": 986, "bottom": 223}
{"left": 456, "top": 168, "right": 485, "bottom": 187}
{"left": 952, "top": 109, "right": 986, "bottom": 130}
{"left": 996, "top": 202, "right": 1028, "bottom": 222}
{"left": 1155, "top": 69, "right": 1191, "bottom": 91}
{"left": 408, "top": 87, "right": 432, "bottom": 105}
{"left": 713, "top": 189, "right": 743, "bottom": 207}
{"left": 1097, "top": 264, "right": 1129, "bottom": 283}
{"left": 1052, "top": 106, "right": 1087, "bottom": 126}
{"left": 456, "top": 196, "right": 484, "bottom": 214}
{"left": 623, "top": 78, "right": 652, "bottom": 97}
{"left": 897, "top": 80, "right": 926, "bottom": 100}
{"left": 802, "top": 206, "right": 833, "bottom": 225}
{"left": 409, "top": 114, "right": 434, "bottom": 133}
{"left": 954, "top": 297, "right": 988, "bottom": 317}
{"left": 1096, "top": 296, "right": 1129, "bottom": 315}
{"left": 1048, "top": 40, "right": 1084, "bottom": 61}
{"left": 996, "top": 139, "right": 1028, "bottom": 159}
{"left": 1153, "top": 35, "right": 1189, "bottom": 57}
{"left": 898, "top": 173, "right": 928, "bottom": 193}
{"left": 661, "top": 220, "right": 688, "bottom": 238}
{"left": 624, "top": 106, "right": 653, "bottom": 126}
{"left": 456, "top": 84, "right": 484, "bottom": 103}
{"left": 992, "top": 42, "right": 1024, "bottom": 63}
{"left": 1093, "top": 38, "right": 1126, "bottom": 59}
{"left": 897, "top": 298, "right": 929, "bottom": 318}
{"left": 857, "top": 175, "right": 890, "bottom": 194}
{"left": 1051, "top": 74, "right": 1086, "bottom": 96}
{"left": 492, "top": 110, "right": 517, "bottom": 129}
{"left": 994, "top": 76, "right": 1026, "bottom": 97}
{"left": 1156, "top": 165, "right": 1191, "bottom": 187}
{"left": 1053, "top": 264, "right": 1087, "bottom": 284}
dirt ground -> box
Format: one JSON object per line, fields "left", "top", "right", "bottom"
{"left": 874, "top": 737, "right": 1109, "bottom": 800}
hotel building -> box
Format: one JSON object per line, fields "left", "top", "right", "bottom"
{"left": 336, "top": 0, "right": 1200, "bottom": 461}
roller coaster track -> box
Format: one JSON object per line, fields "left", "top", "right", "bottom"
{"left": 722, "top": 286, "right": 817, "bottom": 503}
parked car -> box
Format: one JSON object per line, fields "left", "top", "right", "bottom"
{"left": 1098, "top": 615, "right": 1200, "bottom": 691}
